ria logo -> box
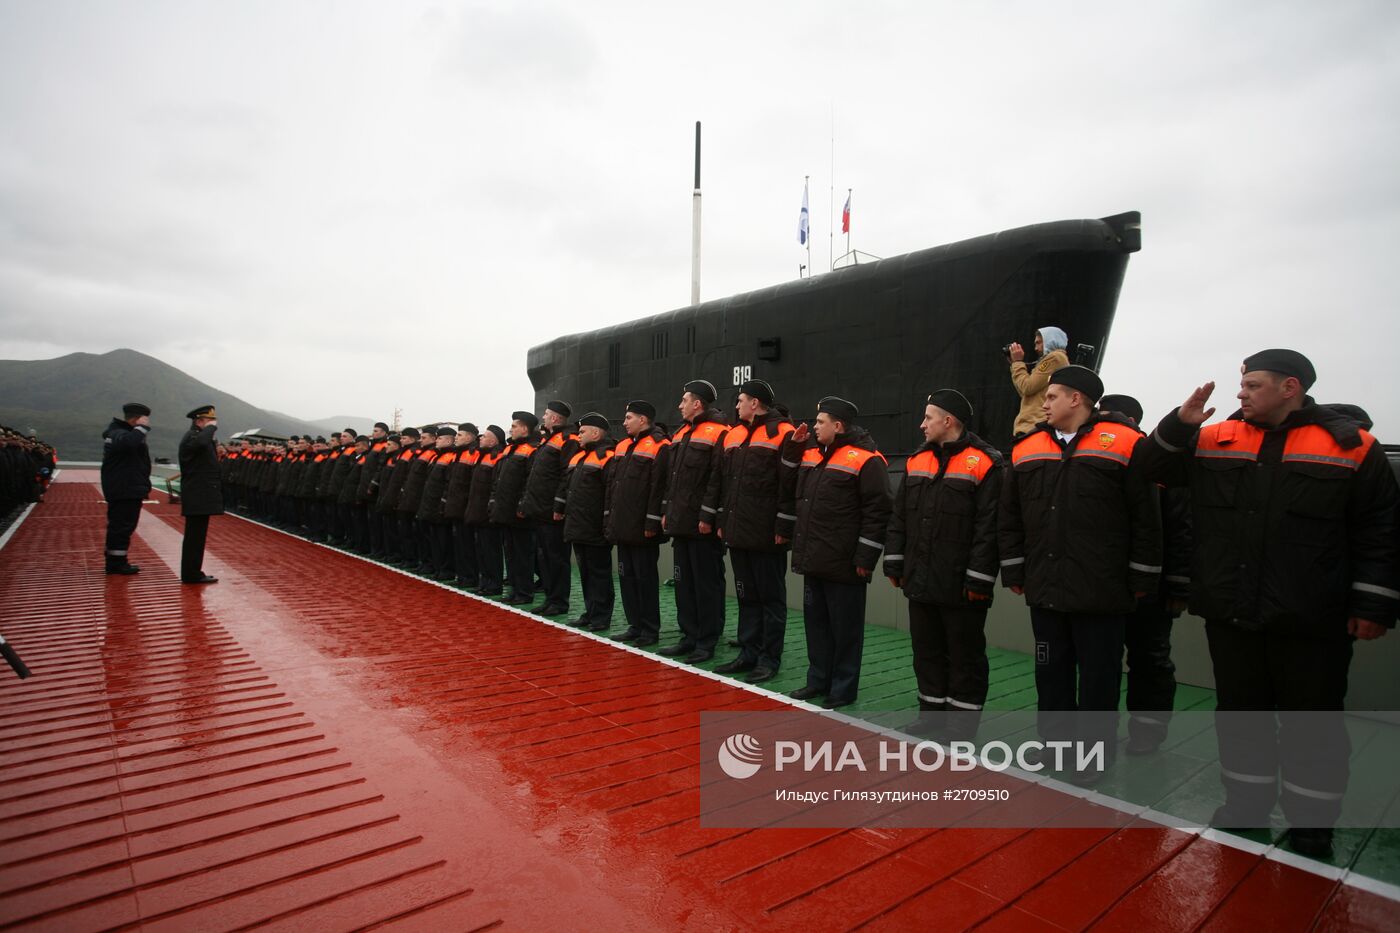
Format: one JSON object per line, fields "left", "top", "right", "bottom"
{"left": 717, "top": 733, "right": 763, "bottom": 779}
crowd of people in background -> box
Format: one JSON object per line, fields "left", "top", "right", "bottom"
{"left": 0, "top": 425, "right": 56, "bottom": 522}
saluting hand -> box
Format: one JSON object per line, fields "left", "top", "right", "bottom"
{"left": 791, "top": 423, "right": 810, "bottom": 443}
{"left": 1178, "top": 382, "right": 1217, "bottom": 426}
{"left": 1349, "top": 617, "right": 1388, "bottom": 640}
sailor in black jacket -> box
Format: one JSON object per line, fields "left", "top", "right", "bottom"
{"left": 781, "top": 396, "right": 892, "bottom": 709}
{"left": 710, "top": 380, "right": 795, "bottom": 683}
{"left": 604, "top": 401, "right": 669, "bottom": 645}
{"left": 1098, "top": 393, "right": 1193, "bottom": 756}
{"left": 1135, "top": 350, "right": 1400, "bottom": 856}
{"left": 443, "top": 423, "right": 480, "bottom": 589}
{"left": 177, "top": 405, "right": 224, "bottom": 584}
{"left": 101, "top": 402, "right": 153, "bottom": 574}
{"left": 884, "top": 390, "right": 1002, "bottom": 739}
{"left": 559, "top": 413, "right": 616, "bottom": 631}
{"left": 519, "top": 400, "right": 578, "bottom": 616}
{"left": 999, "top": 367, "right": 1162, "bottom": 781}
{"left": 490, "top": 412, "right": 541, "bottom": 604}
{"left": 468, "top": 425, "right": 507, "bottom": 595}
{"left": 659, "top": 380, "right": 731, "bottom": 663}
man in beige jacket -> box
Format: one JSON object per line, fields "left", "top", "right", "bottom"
{"left": 1008, "top": 325, "right": 1070, "bottom": 436}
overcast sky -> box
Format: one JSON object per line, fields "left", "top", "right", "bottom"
{"left": 2, "top": 1, "right": 1398, "bottom": 435}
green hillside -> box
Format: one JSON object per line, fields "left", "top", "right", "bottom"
{"left": 0, "top": 349, "right": 327, "bottom": 461}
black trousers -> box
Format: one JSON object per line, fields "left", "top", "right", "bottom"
{"left": 397, "top": 513, "right": 417, "bottom": 563}
{"left": 505, "top": 525, "right": 536, "bottom": 599}
{"left": 105, "top": 498, "right": 144, "bottom": 568}
{"left": 453, "top": 521, "right": 479, "bottom": 586}
{"left": 802, "top": 577, "right": 867, "bottom": 703}
{"left": 223, "top": 483, "right": 239, "bottom": 512}
{"left": 368, "top": 508, "right": 384, "bottom": 555}
{"left": 377, "top": 508, "right": 398, "bottom": 557}
{"left": 1029, "top": 608, "right": 1124, "bottom": 759}
{"left": 574, "top": 543, "right": 615, "bottom": 627}
{"left": 1125, "top": 595, "right": 1177, "bottom": 745}
{"left": 428, "top": 521, "right": 453, "bottom": 576}
{"left": 476, "top": 524, "right": 504, "bottom": 594}
{"left": 181, "top": 514, "right": 210, "bottom": 581}
{"left": 348, "top": 505, "right": 368, "bottom": 552}
{"left": 729, "top": 548, "right": 788, "bottom": 670}
{"left": 617, "top": 543, "right": 662, "bottom": 638}
{"left": 908, "top": 601, "right": 989, "bottom": 737}
{"left": 535, "top": 522, "right": 571, "bottom": 608}
{"left": 1206, "top": 620, "right": 1352, "bottom": 827}
{"left": 672, "top": 536, "right": 726, "bottom": 652}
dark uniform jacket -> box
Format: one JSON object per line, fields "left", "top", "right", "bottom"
{"left": 782, "top": 427, "right": 892, "bottom": 584}
{"left": 356, "top": 441, "right": 390, "bottom": 504}
{"left": 314, "top": 447, "right": 342, "bottom": 499}
{"left": 178, "top": 424, "right": 224, "bottom": 517}
{"left": 374, "top": 448, "right": 413, "bottom": 513}
{"left": 519, "top": 427, "right": 579, "bottom": 523}
{"left": 604, "top": 428, "right": 670, "bottom": 546}
{"left": 661, "top": 409, "right": 729, "bottom": 538}
{"left": 297, "top": 452, "right": 327, "bottom": 499}
{"left": 396, "top": 445, "right": 439, "bottom": 514}
{"left": 101, "top": 419, "right": 152, "bottom": 501}
{"left": 327, "top": 445, "right": 358, "bottom": 501}
{"left": 999, "top": 414, "right": 1162, "bottom": 615}
{"left": 1137, "top": 401, "right": 1399, "bottom": 633}
{"left": 489, "top": 437, "right": 537, "bottom": 526}
{"left": 339, "top": 451, "right": 368, "bottom": 505}
{"left": 710, "top": 410, "right": 794, "bottom": 552}
{"left": 560, "top": 439, "right": 615, "bottom": 546}
{"left": 884, "top": 432, "right": 1003, "bottom": 607}
{"left": 442, "top": 445, "right": 480, "bottom": 521}
{"left": 465, "top": 449, "right": 503, "bottom": 525}
{"left": 416, "top": 448, "right": 459, "bottom": 523}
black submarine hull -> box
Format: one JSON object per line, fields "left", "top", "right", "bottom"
{"left": 527, "top": 211, "right": 1141, "bottom": 455}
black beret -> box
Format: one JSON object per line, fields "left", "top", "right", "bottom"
{"left": 1098, "top": 394, "right": 1144, "bottom": 425}
{"left": 1048, "top": 365, "right": 1104, "bottom": 403}
{"left": 486, "top": 424, "right": 507, "bottom": 447}
{"left": 818, "top": 395, "right": 859, "bottom": 425}
{"left": 1243, "top": 348, "right": 1316, "bottom": 390}
{"left": 401, "top": 427, "right": 421, "bottom": 439}
{"left": 926, "top": 389, "right": 973, "bottom": 426}
{"left": 386, "top": 433, "right": 401, "bottom": 443}
{"left": 457, "top": 422, "right": 478, "bottom": 435}
{"left": 289, "top": 435, "right": 302, "bottom": 442}
{"left": 546, "top": 399, "right": 572, "bottom": 418}
{"left": 122, "top": 402, "right": 151, "bottom": 418}
{"left": 682, "top": 379, "right": 717, "bottom": 404}
{"left": 512, "top": 410, "right": 540, "bottom": 430}
{"left": 186, "top": 404, "right": 217, "bottom": 420}
{"left": 374, "top": 421, "right": 389, "bottom": 431}
{"left": 578, "top": 412, "right": 610, "bottom": 431}
{"left": 626, "top": 399, "right": 657, "bottom": 419}
{"left": 739, "top": 379, "right": 775, "bottom": 407}
{"left": 342, "top": 426, "right": 357, "bottom": 436}
{"left": 315, "top": 435, "right": 328, "bottom": 444}
{"left": 355, "top": 435, "right": 370, "bottom": 445}
{"left": 435, "top": 425, "right": 455, "bottom": 437}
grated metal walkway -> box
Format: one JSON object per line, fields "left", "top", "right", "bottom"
{"left": 1, "top": 473, "right": 1397, "bottom": 931}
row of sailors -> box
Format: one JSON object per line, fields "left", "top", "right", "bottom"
{"left": 221, "top": 349, "right": 1397, "bottom": 859}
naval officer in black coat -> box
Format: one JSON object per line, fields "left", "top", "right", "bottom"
{"left": 178, "top": 404, "right": 224, "bottom": 584}
{"left": 101, "top": 402, "right": 153, "bottom": 574}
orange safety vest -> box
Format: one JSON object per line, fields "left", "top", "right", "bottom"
{"left": 1196, "top": 420, "right": 1375, "bottom": 470}
{"left": 673, "top": 421, "right": 727, "bottom": 447}
{"left": 1011, "top": 425, "right": 1142, "bottom": 467}
{"left": 800, "top": 444, "right": 887, "bottom": 474}
{"left": 905, "top": 446, "right": 995, "bottom": 485}
{"left": 512, "top": 442, "right": 538, "bottom": 459}
{"left": 568, "top": 448, "right": 615, "bottom": 470}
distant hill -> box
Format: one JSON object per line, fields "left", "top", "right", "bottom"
{"left": 0, "top": 349, "right": 328, "bottom": 461}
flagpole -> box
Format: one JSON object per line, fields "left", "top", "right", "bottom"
{"left": 691, "top": 121, "right": 702, "bottom": 306}
{"left": 829, "top": 104, "right": 835, "bottom": 272}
